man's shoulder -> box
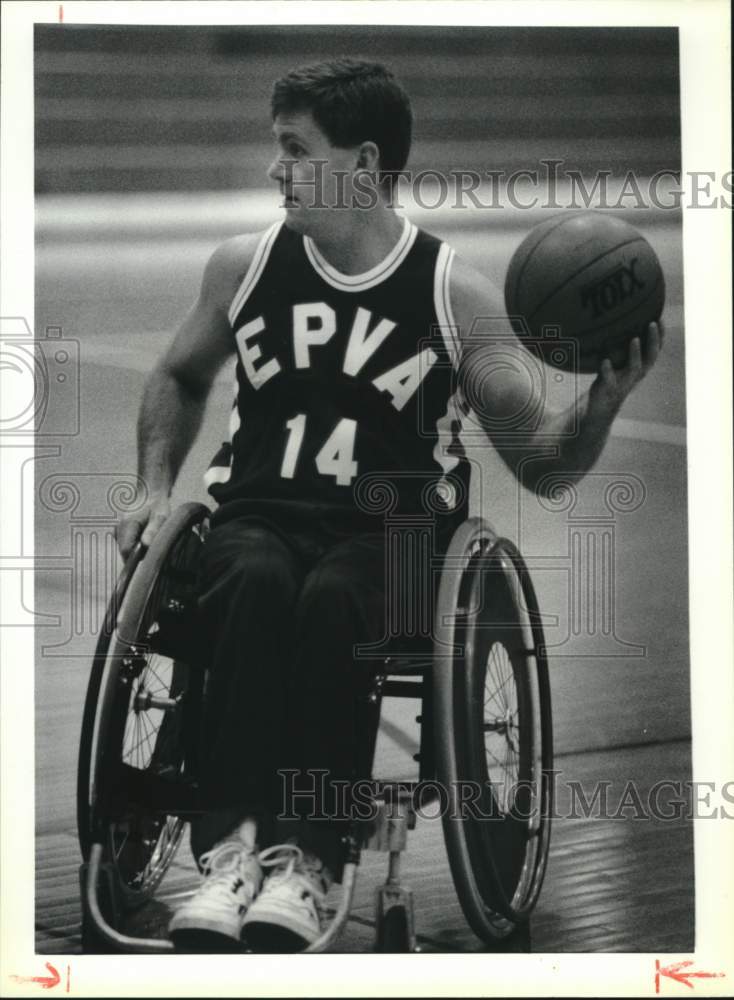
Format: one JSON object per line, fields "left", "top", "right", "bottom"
{"left": 203, "top": 227, "right": 281, "bottom": 310}
{"left": 411, "top": 223, "right": 501, "bottom": 299}
{"left": 447, "top": 251, "right": 506, "bottom": 336}
{"left": 404, "top": 223, "right": 506, "bottom": 337}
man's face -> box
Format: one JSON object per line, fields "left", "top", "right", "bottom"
{"left": 267, "top": 111, "right": 362, "bottom": 236}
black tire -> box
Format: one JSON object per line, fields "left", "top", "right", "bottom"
{"left": 433, "top": 519, "right": 553, "bottom": 943}
{"left": 77, "top": 540, "right": 145, "bottom": 861}
{"left": 77, "top": 502, "right": 209, "bottom": 909}
{"left": 376, "top": 906, "right": 411, "bottom": 953}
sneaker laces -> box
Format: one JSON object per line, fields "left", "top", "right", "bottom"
{"left": 257, "top": 843, "right": 328, "bottom": 912}
{"left": 195, "top": 840, "right": 260, "bottom": 904}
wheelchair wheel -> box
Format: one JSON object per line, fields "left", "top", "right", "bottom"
{"left": 77, "top": 502, "right": 209, "bottom": 909}
{"left": 433, "top": 518, "right": 553, "bottom": 942}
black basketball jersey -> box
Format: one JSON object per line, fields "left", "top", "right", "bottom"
{"left": 205, "top": 218, "right": 471, "bottom": 534}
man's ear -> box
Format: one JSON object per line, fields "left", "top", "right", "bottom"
{"left": 356, "top": 141, "right": 380, "bottom": 171}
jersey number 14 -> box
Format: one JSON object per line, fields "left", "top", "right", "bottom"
{"left": 281, "top": 414, "right": 358, "bottom": 486}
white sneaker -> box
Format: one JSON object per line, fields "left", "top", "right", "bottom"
{"left": 242, "top": 843, "right": 331, "bottom": 952}
{"left": 169, "top": 839, "right": 264, "bottom": 951}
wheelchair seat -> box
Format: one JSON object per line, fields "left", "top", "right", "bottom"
{"left": 77, "top": 503, "right": 553, "bottom": 953}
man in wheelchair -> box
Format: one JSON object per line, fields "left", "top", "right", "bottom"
{"left": 116, "top": 59, "right": 662, "bottom": 952}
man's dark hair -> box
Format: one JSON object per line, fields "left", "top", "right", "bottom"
{"left": 271, "top": 58, "right": 412, "bottom": 177}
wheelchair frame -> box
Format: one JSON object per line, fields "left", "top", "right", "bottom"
{"left": 77, "top": 502, "right": 553, "bottom": 953}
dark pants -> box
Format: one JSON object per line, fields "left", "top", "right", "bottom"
{"left": 190, "top": 511, "right": 391, "bottom": 875}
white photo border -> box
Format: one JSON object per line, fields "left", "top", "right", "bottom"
{"left": 1, "top": 1, "right": 732, "bottom": 996}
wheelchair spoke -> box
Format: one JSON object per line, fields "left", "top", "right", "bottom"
{"left": 486, "top": 646, "right": 507, "bottom": 703}
{"left": 138, "top": 711, "right": 158, "bottom": 761}
{"left": 122, "top": 715, "right": 141, "bottom": 765}
{"left": 111, "top": 826, "right": 130, "bottom": 863}
{"left": 143, "top": 823, "right": 168, "bottom": 881}
{"left": 123, "top": 663, "right": 182, "bottom": 769}
{"left": 491, "top": 740, "right": 515, "bottom": 782}
{"left": 482, "top": 636, "right": 523, "bottom": 815}
{"left": 127, "top": 719, "right": 148, "bottom": 769}
{"left": 141, "top": 676, "right": 169, "bottom": 698}
{"left": 159, "top": 819, "right": 175, "bottom": 858}
{"left": 484, "top": 672, "right": 513, "bottom": 711}
{"left": 140, "top": 712, "right": 165, "bottom": 767}
{"left": 483, "top": 672, "right": 505, "bottom": 709}
{"left": 124, "top": 713, "right": 156, "bottom": 767}
{"left": 485, "top": 647, "right": 501, "bottom": 692}
{"left": 496, "top": 658, "right": 513, "bottom": 712}
{"left": 143, "top": 657, "right": 172, "bottom": 695}
{"left": 484, "top": 645, "right": 514, "bottom": 712}
{"left": 484, "top": 667, "right": 511, "bottom": 706}
{"left": 484, "top": 743, "right": 506, "bottom": 771}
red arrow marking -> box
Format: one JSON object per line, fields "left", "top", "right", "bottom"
{"left": 10, "top": 963, "right": 61, "bottom": 990}
{"left": 656, "top": 959, "right": 726, "bottom": 992}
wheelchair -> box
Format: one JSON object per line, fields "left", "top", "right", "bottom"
{"left": 77, "top": 502, "right": 553, "bottom": 953}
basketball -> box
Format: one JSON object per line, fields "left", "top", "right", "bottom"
{"left": 504, "top": 211, "right": 665, "bottom": 373}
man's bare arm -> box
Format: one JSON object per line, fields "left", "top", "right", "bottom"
{"left": 451, "top": 256, "right": 663, "bottom": 495}
{"left": 117, "top": 234, "right": 260, "bottom": 557}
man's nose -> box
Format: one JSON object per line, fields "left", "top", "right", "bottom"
{"left": 267, "top": 155, "right": 296, "bottom": 186}
{"left": 267, "top": 155, "right": 283, "bottom": 184}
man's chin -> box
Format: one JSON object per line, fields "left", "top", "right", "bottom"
{"left": 282, "top": 216, "right": 304, "bottom": 233}
{"left": 282, "top": 207, "right": 311, "bottom": 234}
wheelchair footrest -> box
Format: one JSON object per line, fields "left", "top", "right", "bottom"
{"left": 362, "top": 794, "right": 416, "bottom": 852}
{"left": 361, "top": 792, "right": 419, "bottom": 951}
{"left": 375, "top": 883, "right": 417, "bottom": 952}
